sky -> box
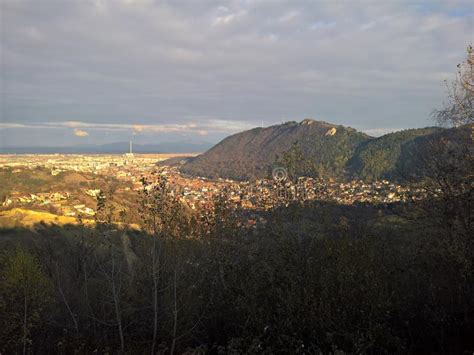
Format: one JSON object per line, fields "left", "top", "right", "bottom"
{"left": 1, "top": 0, "right": 473, "bottom": 147}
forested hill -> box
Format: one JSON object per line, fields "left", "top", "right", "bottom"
{"left": 180, "top": 119, "right": 370, "bottom": 180}
{"left": 347, "top": 127, "right": 442, "bottom": 180}
{"left": 347, "top": 125, "right": 472, "bottom": 180}
{"left": 178, "top": 120, "right": 470, "bottom": 181}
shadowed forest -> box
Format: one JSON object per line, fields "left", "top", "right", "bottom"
{"left": 1, "top": 183, "right": 472, "bottom": 354}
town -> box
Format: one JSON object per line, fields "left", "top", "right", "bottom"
{"left": 0, "top": 154, "right": 429, "bottom": 223}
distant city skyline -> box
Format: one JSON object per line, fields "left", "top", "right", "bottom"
{"left": 1, "top": 0, "right": 473, "bottom": 147}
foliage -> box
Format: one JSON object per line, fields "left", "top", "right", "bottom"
{"left": 348, "top": 127, "right": 441, "bottom": 181}
{"left": 0, "top": 192, "right": 473, "bottom": 353}
{"left": 180, "top": 119, "right": 467, "bottom": 182}
{"left": 0, "top": 248, "right": 51, "bottom": 354}
{"left": 181, "top": 120, "right": 371, "bottom": 181}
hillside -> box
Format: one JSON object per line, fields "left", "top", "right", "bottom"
{"left": 178, "top": 120, "right": 470, "bottom": 181}
{"left": 180, "top": 119, "right": 371, "bottom": 180}
{"left": 347, "top": 127, "right": 442, "bottom": 180}
{"left": 0, "top": 208, "right": 94, "bottom": 229}
{"left": 348, "top": 125, "right": 472, "bottom": 180}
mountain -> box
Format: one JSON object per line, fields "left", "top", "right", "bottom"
{"left": 0, "top": 141, "right": 212, "bottom": 154}
{"left": 180, "top": 119, "right": 371, "bottom": 180}
{"left": 178, "top": 119, "right": 470, "bottom": 181}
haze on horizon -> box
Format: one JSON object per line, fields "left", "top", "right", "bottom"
{"left": 1, "top": 0, "right": 473, "bottom": 147}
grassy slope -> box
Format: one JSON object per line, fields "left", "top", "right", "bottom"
{"left": 0, "top": 208, "right": 95, "bottom": 229}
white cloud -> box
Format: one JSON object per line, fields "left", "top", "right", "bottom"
{"left": 278, "top": 10, "right": 299, "bottom": 23}
{"left": 212, "top": 13, "right": 236, "bottom": 26}
{"left": 212, "top": 10, "right": 247, "bottom": 26}
{"left": 73, "top": 128, "right": 89, "bottom": 137}
{"left": 0, "top": 123, "right": 28, "bottom": 129}
{"left": 0, "top": 119, "right": 255, "bottom": 135}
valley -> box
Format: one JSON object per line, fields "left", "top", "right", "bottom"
{"left": 0, "top": 150, "right": 431, "bottom": 231}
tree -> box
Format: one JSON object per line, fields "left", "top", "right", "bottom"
{"left": 0, "top": 248, "right": 51, "bottom": 354}
{"left": 278, "top": 142, "right": 320, "bottom": 181}
{"left": 435, "top": 45, "right": 473, "bottom": 127}
{"left": 138, "top": 175, "right": 196, "bottom": 353}
{"left": 95, "top": 190, "right": 116, "bottom": 225}
{"left": 405, "top": 45, "right": 474, "bottom": 341}
{"left": 138, "top": 175, "right": 191, "bottom": 239}
{"left": 425, "top": 45, "right": 474, "bottom": 240}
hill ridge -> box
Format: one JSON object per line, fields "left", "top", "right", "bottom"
{"left": 178, "top": 120, "right": 470, "bottom": 181}
{"left": 180, "top": 119, "right": 371, "bottom": 180}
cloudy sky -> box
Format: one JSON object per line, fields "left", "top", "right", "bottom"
{"left": 1, "top": 0, "right": 473, "bottom": 147}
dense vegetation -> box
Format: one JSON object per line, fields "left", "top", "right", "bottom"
{"left": 347, "top": 128, "right": 442, "bottom": 180}
{"left": 179, "top": 119, "right": 467, "bottom": 182}
{"left": 180, "top": 120, "right": 371, "bottom": 181}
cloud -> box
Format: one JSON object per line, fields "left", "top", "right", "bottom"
{"left": 0, "top": 123, "right": 28, "bottom": 129}
{"left": 309, "top": 21, "right": 336, "bottom": 30}
{"left": 1, "top": 0, "right": 472, "bottom": 147}
{"left": 132, "top": 124, "right": 145, "bottom": 133}
{"left": 73, "top": 128, "right": 89, "bottom": 137}
{"left": 278, "top": 10, "right": 299, "bottom": 23}
{"left": 0, "top": 119, "right": 255, "bottom": 135}
{"left": 211, "top": 7, "right": 246, "bottom": 26}
{"left": 64, "top": 121, "right": 84, "bottom": 128}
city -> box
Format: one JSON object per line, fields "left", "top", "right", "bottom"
{"left": 0, "top": 153, "right": 429, "bottom": 225}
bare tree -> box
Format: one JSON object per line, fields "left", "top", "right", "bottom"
{"left": 150, "top": 237, "right": 162, "bottom": 355}
{"left": 434, "top": 45, "right": 473, "bottom": 127}
{"left": 409, "top": 45, "right": 474, "bottom": 261}
{"left": 170, "top": 268, "right": 178, "bottom": 355}
{"left": 93, "top": 249, "right": 127, "bottom": 354}
{"left": 55, "top": 263, "right": 79, "bottom": 334}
